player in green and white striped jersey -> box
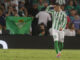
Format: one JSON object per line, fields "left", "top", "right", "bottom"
{"left": 46, "top": 3, "right": 67, "bottom": 57}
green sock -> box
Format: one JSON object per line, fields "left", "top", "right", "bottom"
{"left": 58, "top": 42, "right": 64, "bottom": 52}
{"left": 54, "top": 41, "right": 59, "bottom": 54}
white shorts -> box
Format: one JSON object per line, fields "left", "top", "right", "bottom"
{"left": 52, "top": 30, "right": 65, "bottom": 43}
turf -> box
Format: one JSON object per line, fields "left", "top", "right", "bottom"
{"left": 0, "top": 49, "right": 80, "bottom": 60}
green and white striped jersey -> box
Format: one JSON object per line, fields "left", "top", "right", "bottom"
{"left": 46, "top": 6, "right": 67, "bottom": 30}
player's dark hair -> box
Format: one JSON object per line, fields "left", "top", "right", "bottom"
{"left": 61, "top": 4, "right": 66, "bottom": 7}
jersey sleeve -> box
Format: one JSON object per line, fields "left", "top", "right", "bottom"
{"left": 46, "top": 5, "right": 53, "bottom": 11}
{"left": 46, "top": 5, "right": 54, "bottom": 14}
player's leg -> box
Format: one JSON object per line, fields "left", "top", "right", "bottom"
{"left": 58, "top": 42, "right": 64, "bottom": 52}
{"left": 58, "top": 31, "right": 65, "bottom": 52}
{"left": 54, "top": 41, "right": 59, "bottom": 54}
{"left": 52, "top": 30, "right": 59, "bottom": 54}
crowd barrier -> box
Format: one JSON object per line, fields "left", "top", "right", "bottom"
{"left": 0, "top": 35, "right": 80, "bottom": 49}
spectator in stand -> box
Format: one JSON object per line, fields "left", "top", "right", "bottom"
{"left": 72, "top": 14, "right": 80, "bottom": 30}
{"left": 11, "top": 0, "right": 18, "bottom": 12}
{"left": 19, "top": 1, "right": 25, "bottom": 9}
{"left": 65, "top": 23, "right": 76, "bottom": 36}
{"left": 6, "top": 6, "right": 16, "bottom": 16}
{"left": 31, "top": 3, "right": 39, "bottom": 36}
{"left": 38, "top": 23, "right": 46, "bottom": 36}
{"left": 18, "top": 6, "right": 25, "bottom": 17}
{"left": 72, "top": 14, "right": 80, "bottom": 36}
{"left": 34, "top": 23, "right": 48, "bottom": 36}
{"left": 41, "top": 1, "right": 49, "bottom": 10}
{"left": 25, "top": 0, "right": 33, "bottom": 15}
{"left": 66, "top": 16, "right": 71, "bottom": 28}
{"left": 36, "top": 8, "right": 51, "bottom": 27}
{"left": 18, "top": 6, "right": 28, "bottom": 17}
{"left": 38, "top": 0, "right": 44, "bottom": 11}
{"left": 70, "top": 9, "right": 77, "bottom": 22}
{"left": 0, "top": 8, "right": 6, "bottom": 30}
{"left": 4, "top": 0, "right": 11, "bottom": 11}
{"left": 25, "top": 0, "right": 33, "bottom": 9}
{"left": 74, "top": 0, "right": 80, "bottom": 15}
{"left": 75, "top": 5, "right": 80, "bottom": 15}
{"left": 0, "top": 3, "right": 6, "bottom": 18}
{"left": 13, "top": 9, "right": 19, "bottom": 16}
{"left": 38, "top": 0, "right": 50, "bottom": 11}
{"left": 66, "top": 0, "right": 75, "bottom": 10}
{"left": 30, "top": 3, "right": 39, "bottom": 17}
{"left": 73, "top": 0, "right": 80, "bottom": 6}
{"left": 65, "top": 0, "right": 75, "bottom": 15}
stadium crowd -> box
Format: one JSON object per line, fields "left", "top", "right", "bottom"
{"left": 0, "top": 0, "right": 80, "bottom": 36}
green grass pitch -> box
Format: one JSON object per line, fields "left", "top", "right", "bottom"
{"left": 0, "top": 49, "right": 80, "bottom": 60}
